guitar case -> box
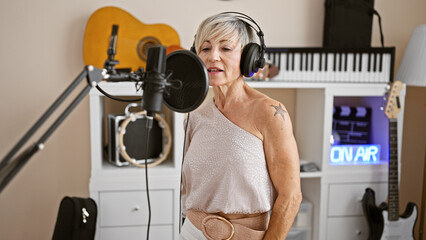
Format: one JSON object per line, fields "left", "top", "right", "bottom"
{"left": 52, "top": 196, "right": 97, "bottom": 240}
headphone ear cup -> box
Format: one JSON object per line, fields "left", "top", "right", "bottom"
{"left": 240, "top": 43, "right": 261, "bottom": 77}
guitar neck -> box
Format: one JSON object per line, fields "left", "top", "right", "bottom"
{"left": 388, "top": 119, "right": 399, "bottom": 221}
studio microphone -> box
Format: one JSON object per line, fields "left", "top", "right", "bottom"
{"left": 142, "top": 46, "right": 167, "bottom": 119}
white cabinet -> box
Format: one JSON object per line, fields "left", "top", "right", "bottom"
{"left": 99, "top": 190, "right": 174, "bottom": 227}
{"left": 100, "top": 226, "right": 174, "bottom": 240}
{"left": 326, "top": 217, "right": 368, "bottom": 240}
{"left": 88, "top": 81, "right": 405, "bottom": 240}
{"left": 89, "top": 82, "right": 185, "bottom": 240}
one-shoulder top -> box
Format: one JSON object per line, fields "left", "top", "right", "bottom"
{"left": 181, "top": 99, "right": 276, "bottom": 216}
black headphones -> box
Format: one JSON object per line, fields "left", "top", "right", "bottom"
{"left": 190, "top": 12, "right": 266, "bottom": 78}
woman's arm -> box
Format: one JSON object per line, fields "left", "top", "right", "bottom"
{"left": 260, "top": 100, "right": 302, "bottom": 239}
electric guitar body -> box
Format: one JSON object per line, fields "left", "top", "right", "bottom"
{"left": 362, "top": 81, "right": 418, "bottom": 240}
{"left": 363, "top": 188, "right": 418, "bottom": 240}
{"left": 380, "top": 203, "right": 417, "bottom": 240}
{"left": 362, "top": 188, "right": 386, "bottom": 239}
{"left": 83, "top": 6, "right": 181, "bottom": 71}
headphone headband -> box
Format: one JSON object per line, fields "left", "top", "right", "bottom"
{"left": 219, "top": 12, "right": 265, "bottom": 55}
{"left": 191, "top": 12, "right": 266, "bottom": 77}
{"left": 220, "top": 12, "right": 261, "bottom": 33}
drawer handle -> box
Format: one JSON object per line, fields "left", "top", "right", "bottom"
{"left": 355, "top": 230, "right": 362, "bottom": 235}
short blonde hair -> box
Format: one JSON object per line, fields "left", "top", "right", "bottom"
{"left": 193, "top": 13, "right": 256, "bottom": 54}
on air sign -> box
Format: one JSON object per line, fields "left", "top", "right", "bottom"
{"left": 329, "top": 144, "right": 383, "bottom": 165}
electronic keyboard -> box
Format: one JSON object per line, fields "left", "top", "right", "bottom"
{"left": 264, "top": 47, "right": 395, "bottom": 83}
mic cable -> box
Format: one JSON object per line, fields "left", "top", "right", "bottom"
{"left": 144, "top": 123, "right": 152, "bottom": 240}
{"left": 179, "top": 112, "right": 191, "bottom": 232}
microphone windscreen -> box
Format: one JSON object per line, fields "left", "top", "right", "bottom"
{"left": 164, "top": 50, "right": 209, "bottom": 113}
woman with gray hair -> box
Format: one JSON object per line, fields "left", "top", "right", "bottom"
{"left": 180, "top": 12, "right": 302, "bottom": 240}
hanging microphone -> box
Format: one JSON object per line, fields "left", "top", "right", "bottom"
{"left": 142, "top": 46, "right": 167, "bottom": 118}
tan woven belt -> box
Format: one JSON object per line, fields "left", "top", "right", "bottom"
{"left": 187, "top": 210, "right": 269, "bottom": 240}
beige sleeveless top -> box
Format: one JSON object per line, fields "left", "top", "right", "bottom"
{"left": 181, "top": 99, "right": 276, "bottom": 216}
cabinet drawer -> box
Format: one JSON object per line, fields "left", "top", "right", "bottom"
{"left": 326, "top": 216, "right": 368, "bottom": 240}
{"left": 100, "top": 190, "right": 174, "bottom": 227}
{"left": 100, "top": 225, "right": 174, "bottom": 240}
{"left": 328, "top": 182, "right": 386, "bottom": 216}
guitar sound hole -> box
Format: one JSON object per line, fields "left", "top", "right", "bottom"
{"left": 137, "top": 37, "right": 161, "bottom": 62}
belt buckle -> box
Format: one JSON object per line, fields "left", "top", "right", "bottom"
{"left": 201, "top": 215, "right": 235, "bottom": 240}
{"left": 217, "top": 216, "right": 235, "bottom": 240}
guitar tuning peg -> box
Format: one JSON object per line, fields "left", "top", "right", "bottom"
{"left": 385, "top": 84, "right": 391, "bottom": 91}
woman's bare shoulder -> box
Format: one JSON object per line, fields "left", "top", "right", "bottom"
{"left": 249, "top": 91, "right": 288, "bottom": 121}
{"left": 247, "top": 91, "right": 292, "bottom": 135}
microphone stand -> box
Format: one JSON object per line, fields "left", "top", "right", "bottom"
{"left": 0, "top": 65, "right": 104, "bottom": 194}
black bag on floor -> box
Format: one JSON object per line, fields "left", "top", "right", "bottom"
{"left": 52, "top": 196, "right": 97, "bottom": 240}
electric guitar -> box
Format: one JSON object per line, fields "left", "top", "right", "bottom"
{"left": 83, "top": 6, "right": 181, "bottom": 71}
{"left": 362, "top": 80, "right": 418, "bottom": 240}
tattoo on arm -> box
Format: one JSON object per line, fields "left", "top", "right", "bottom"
{"left": 270, "top": 103, "right": 287, "bottom": 121}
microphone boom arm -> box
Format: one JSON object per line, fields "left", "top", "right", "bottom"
{"left": 0, "top": 65, "right": 104, "bottom": 194}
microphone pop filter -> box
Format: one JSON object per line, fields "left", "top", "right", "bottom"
{"left": 164, "top": 50, "right": 209, "bottom": 113}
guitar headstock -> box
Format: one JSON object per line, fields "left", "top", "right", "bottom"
{"left": 384, "top": 80, "right": 403, "bottom": 120}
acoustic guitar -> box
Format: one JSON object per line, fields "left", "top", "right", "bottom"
{"left": 83, "top": 6, "right": 181, "bottom": 71}
{"left": 362, "top": 80, "right": 418, "bottom": 240}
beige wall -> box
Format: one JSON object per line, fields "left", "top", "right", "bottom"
{"left": 0, "top": 0, "right": 425, "bottom": 239}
